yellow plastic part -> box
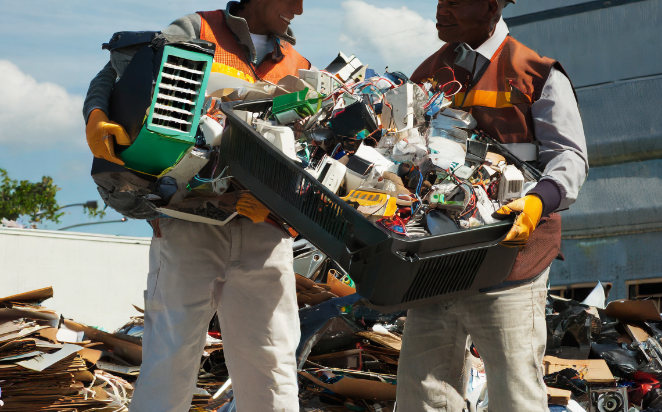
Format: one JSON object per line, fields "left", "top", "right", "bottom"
{"left": 383, "top": 196, "right": 398, "bottom": 217}
{"left": 341, "top": 190, "right": 398, "bottom": 218}
{"left": 341, "top": 190, "right": 389, "bottom": 207}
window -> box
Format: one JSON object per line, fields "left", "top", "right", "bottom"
{"left": 626, "top": 278, "right": 662, "bottom": 311}
{"left": 549, "top": 282, "right": 612, "bottom": 302}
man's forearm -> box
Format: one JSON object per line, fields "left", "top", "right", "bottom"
{"left": 83, "top": 62, "right": 116, "bottom": 124}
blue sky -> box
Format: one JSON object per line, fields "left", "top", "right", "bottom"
{"left": 0, "top": 0, "right": 441, "bottom": 237}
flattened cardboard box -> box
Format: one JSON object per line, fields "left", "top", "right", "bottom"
{"left": 543, "top": 356, "right": 616, "bottom": 383}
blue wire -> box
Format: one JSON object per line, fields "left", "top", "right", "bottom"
{"left": 194, "top": 166, "right": 229, "bottom": 184}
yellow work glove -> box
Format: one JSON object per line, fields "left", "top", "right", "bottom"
{"left": 236, "top": 193, "right": 271, "bottom": 224}
{"left": 493, "top": 195, "right": 543, "bottom": 248}
{"left": 86, "top": 109, "right": 132, "bottom": 165}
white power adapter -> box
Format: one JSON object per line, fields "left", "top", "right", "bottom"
{"left": 254, "top": 120, "right": 300, "bottom": 162}
{"left": 306, "top": 155, "right": 347, "bottom": 194}
{"left": 498, "top": 165, "right": 525, "bottom": 204}
{"left": 298, "top": 69, "right": 341, "bottom": 95}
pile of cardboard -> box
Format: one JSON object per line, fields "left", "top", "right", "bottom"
{"left": 0, "top": 288, "right": 130, "bottom": 412}
{"left": 295, "top": 297, "right": 402, "bottom": 412}
{"left": 0, "top": 266, "right": 400, "bottom": 411}
{"left": 10, "top": 273, "right": 662, "bottom": 411}
{"left": 0, "top": 287, "right": 229, "bottom": 412}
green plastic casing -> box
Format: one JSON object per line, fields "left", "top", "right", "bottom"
{"left": 120, "top": 45, "right": 213, "bottom": 176}
{"left": 272, "top": 87, "right": 321, "bottom": 117}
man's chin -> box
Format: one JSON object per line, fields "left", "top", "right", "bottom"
{"left": 437, "top": 29, "right": 460, "bottom": 43}
{"left": 271, "top": 22, "right": 290, "bottom": 36}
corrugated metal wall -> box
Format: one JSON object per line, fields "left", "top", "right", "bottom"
{"left": 504, "top": 0, "right": 662, "bottom": 299}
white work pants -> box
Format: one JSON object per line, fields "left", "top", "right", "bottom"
{"left": 397, "top": 268, "right": 550, "bottom": 412}
{"left": 129, "top": 218, "right": 300, "bottom": 412}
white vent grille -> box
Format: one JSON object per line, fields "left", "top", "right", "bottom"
{"left": 508, "top": 180, "right": 523, "bottom": 194}
{"left": 151, "top": 55, "right": 206, "bottom": 133}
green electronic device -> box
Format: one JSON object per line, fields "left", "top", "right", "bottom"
{"left": 272, "top": 88, "right": 322, "bottom": 124}
{"left": 118, "top": 45, "right": 214, "bottom": 176}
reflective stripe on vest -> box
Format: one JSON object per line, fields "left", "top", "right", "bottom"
{"left": 211, "top": 62, "right": 256, "bottom": 83}
{"left": 410, "top": 36, "right": 556, "bottom": 144}
{"left": 454, "top": 90, "right": 514, "bottom": 109}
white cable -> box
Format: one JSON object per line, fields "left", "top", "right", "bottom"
{"left": 212, "top": 378, "right": 233, "bottom": 400}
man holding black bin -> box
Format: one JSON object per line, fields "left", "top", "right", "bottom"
{"left": 397, "top": 0, "right": 589, "bottom": 411}
{"left": 83, "top": 1, "right": 309, "bottom": 411}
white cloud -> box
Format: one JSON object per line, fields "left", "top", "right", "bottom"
{"left": 0, "top": 60, "right": 85, "bottom": 147}
{"left": 339, "top": 1, "right": 443, "bottom": 76}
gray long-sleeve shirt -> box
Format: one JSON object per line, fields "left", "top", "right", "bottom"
{"left": 531, "top": 68, "right": 588, "bottom": 212}
{"left": 83, "top": 1, "right": 296, "bottom": 123}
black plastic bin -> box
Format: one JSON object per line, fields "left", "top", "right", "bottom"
{"left": 219, "top": 100, "right": 519, "bottom": 311}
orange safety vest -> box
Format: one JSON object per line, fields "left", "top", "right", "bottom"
{"left": 198, "top": 10, "right": 311, "bottom": 84}
{"left": 412, "top": 36, "right": 567, "bottom": 284}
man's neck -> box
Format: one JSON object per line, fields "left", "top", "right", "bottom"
{"left": 466, "top": 17, "right": 499, "bottom": 50}
{"left": 234, "top": 7, "right": 270, "bottom": 35}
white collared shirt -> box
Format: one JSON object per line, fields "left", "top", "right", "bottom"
{"left": 250, "top": 33, "right": 273, "bottom": 65}
{"left": 476, "top": 17, "right": 510, "bottom": 61}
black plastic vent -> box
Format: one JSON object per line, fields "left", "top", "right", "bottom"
{"left": 227, "top": 127, "right": 350, "bottom": 242}
{"left": 151, "top": 55, "right": 205, "bottom": 133}
{"left": 401, "top": 248, "right": 488, "bottom": 303}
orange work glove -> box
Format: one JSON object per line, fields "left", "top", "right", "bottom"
{"left": 295, "top": 274, "right": 337, "bottom": 306}
{"left": 236, "top": 193, "right": 271, "bottom": 224}
{"left": 493, "top": 195, "right": 543, "bottom": 248}
{"left": 86, "top": 109, "right": 132, "bottom": 165}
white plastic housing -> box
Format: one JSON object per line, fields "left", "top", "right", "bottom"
{"left": 383, "top": 83, "right": 414, "bottom": 131}
{"left": 306, "top": 157, "right": 347, "bottom": 194}
{"left": 254, "top": 120, "right": 300, "bottom": 162}
{"left": 200, "top": 115, "right": 224, "bottom": 147}
{"left": 298, "top": 69, "right": 340, "bottom": 95}
{"left": 498, "top": 165, "right": 525, "bottom": 204}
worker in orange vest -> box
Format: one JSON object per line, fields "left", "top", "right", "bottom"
{"left": 83, "top": 1, "right": 309, "bottom": 411}
{"left": 397, "top": 0, "right": 588, "bottom": 411}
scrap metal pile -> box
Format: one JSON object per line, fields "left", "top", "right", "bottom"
{"left": 542, "top": 289, "right": 662, "bottom": 412}
{"left": 7, "top": 278, "right": 662, "bottom": 411}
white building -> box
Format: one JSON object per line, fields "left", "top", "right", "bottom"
{"left": 0, "top": 227, "right": 151, "bottom": 331}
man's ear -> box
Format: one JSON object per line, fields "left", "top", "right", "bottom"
{"left": 487, "top": 0, "right": 501, "bottom": 14}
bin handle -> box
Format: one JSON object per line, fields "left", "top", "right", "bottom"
{"left": 393, "top": 239, "right": 502, "bottom": 263}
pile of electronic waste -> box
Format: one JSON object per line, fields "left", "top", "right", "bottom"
{"left": 168, "top": 51, "right": 542, "bottom": 237}
{"left": 100, "top": 41, "right": 541, "bottom": 238}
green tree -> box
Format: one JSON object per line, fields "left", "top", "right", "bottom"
{"left": 0, "top": 169, "right": 104, "bottom": 225}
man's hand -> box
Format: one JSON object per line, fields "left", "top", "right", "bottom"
{"left": 295, "top": 274, "right": 337, "bottom": 307}
{"left": 493, "top": 195, "right": 543, "bottom": 248}
{"left": 236, "top": 193, "right": 271, "bottom": 224}
{"left": 86, "top": 109, "right": 132, "bottom": 165}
